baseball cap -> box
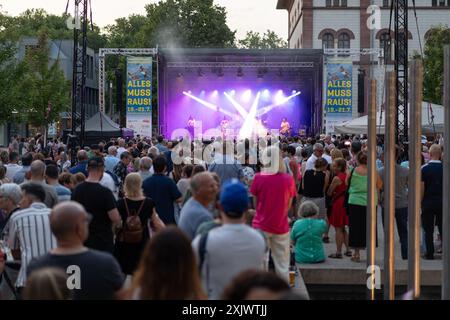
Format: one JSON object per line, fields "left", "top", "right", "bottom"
{"left": 220, "top": 179, "right": 249, "bottom": 217}
{"left": 87, "top": 156, "right": 104, "bottom": 168}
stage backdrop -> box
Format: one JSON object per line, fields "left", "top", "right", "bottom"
{"left": 324, "top": 58, "right": 353, "bottom": 134}
{"left": 126, "top": 57, "right": 152, "bottom": 137}
{"left": 163, "top": 71, "right": 310, "bottom": 139}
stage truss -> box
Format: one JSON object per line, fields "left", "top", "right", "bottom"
{"left": 98, "top": 48, "right": 158, "bottom": 113}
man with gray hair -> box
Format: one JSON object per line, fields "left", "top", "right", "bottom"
{"left": 69, "top": 150, "right": 89, "bottom": 177}
{"left": 21, "top": 160, "right": 58, "bottom": 209}
{"left": 116, "top": 138, "right": 127, "bottom": 158}
{"left": 208, "top": 139, "right": 244, "bottom": 186}
{"left": 104, "top": 146, "right": 119, "bottom": 173}
{"left": 0, "top": 184, "right": 22, "bottom": 233}
{"left": 178, "top": 172, "right": 218, "bottom": 240}
{"left": 139, "top": 157, "right": 153, "bottom": 182}
{"left": 305, "top": 143, "right": 328, "bottom": 171}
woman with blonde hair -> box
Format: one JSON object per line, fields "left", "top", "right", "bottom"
{"left": 250, "top": 145, "right": 296, "bottom": 282}
{"left": 114, "top": 173, "right": 165, "bottom": 275}
{"left": 23, "top": 267, "right": 72, "bottom": 300}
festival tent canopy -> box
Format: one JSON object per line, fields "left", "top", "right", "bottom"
{"left": 333, "top": 102, "right": 444, "bottom": 135}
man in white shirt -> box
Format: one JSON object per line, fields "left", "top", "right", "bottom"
{"left": 305, "top": 143, "right": 328, "bottom": 171}
{"left": 7, "top": 183, "right": 57, "bottom": 291}
{"left": 192, "top": 180, "right": 266, "bottom": 300}
{"left": 5, "top": 152, "right": 22, "bottom": 181}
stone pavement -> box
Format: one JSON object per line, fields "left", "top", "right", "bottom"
{"left": 293, "top": 208, "right": 443, "bottom": 297}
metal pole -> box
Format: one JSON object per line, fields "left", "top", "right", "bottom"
{"left": 384, "top": 71, "right": 396, "bottom": 300}
{"left": 443, "top": 45, "right": 450, "bottom": 300}
{"left": 367, "top": 78, "right": 377, "bottom": 300}
{"left": 408, "top": 60, "right": 423, "bottom": 299}
{"left": 109, "top": 81, "right": 113, "bottom": 118}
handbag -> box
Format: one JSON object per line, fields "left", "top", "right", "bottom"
{"left": 118, "top": 199, "right": 146, "bottom": 244}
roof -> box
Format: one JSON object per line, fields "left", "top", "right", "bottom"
{"left": 276, "top": 0, "right": 292, "bottom": 10}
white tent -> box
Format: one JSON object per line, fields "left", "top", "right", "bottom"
{"left": 333, "top": 102, "right": 444, "bottom": 135}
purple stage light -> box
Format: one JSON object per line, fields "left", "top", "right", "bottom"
{"left": 262, "top": 89, "right": 270, "bottom": 98}
{"left": 212, "top": 90, "right": 219, "bottom": 97}
{"left": 275, "top": 90, "right": 285, "bottom": 104}
{"left": 242, "top": 89, "right": 252, "bottom": 102}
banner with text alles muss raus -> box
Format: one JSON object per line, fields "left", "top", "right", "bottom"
{"left": 325, "top": 58, "right": 353, "bottom": 134}
{"left": 126, "top": 57, "right": 152, "bottom": 137}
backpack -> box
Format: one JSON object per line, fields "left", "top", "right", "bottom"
{"left": 120, "top": 199, "right": 145, "bottom": 244}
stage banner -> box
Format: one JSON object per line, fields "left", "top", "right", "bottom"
{"left": 126, "top": 57, "right": 152, "bottom": 137}
{"left": 324, "top": 58, "right": 353, "bottom": 134}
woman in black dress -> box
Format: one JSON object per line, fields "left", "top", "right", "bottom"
{"left": 114, "top": 173, "right": 165, "bottom": 275}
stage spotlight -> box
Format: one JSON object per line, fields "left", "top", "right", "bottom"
{"left": 292, "top": 90, "right": 297, "bottom": 94}
{"left": 237, "top": 67, "right": 244, "bottom": 78}
{"left": 262, "top": 89, "right": 270, "bottom": 98}
{"left": 242, "top": 90, "right": 252, "bottom": 102}
{"left": 201, "top": 90, "right": 206, "bottom": 96}
{"left": 230, "top": 90, "right": 236, "bottom": 96}
{"left": 188, "top": 90, "right": 192, "bottom": 94}
{"left": 212, "top": 90, "right": 219, "bottom": 97}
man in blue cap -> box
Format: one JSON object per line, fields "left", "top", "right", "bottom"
{"left": 192, "top": 179, "right": 266, "bottom": 300}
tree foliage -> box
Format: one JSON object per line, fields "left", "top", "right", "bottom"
{"left": 238, "top": 30, "right": 288, "bottom": 49}
{"left": 423, "top": 25, "right": 450, "bottom": 105}
{"left": 105, "top": 0, "right": 236, "bottom": 48}
{"left": 21, "top": 31, "right": 70, "bottom": 127}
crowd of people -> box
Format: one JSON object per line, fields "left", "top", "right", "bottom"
{"left": 0, "top": 132, "right": 444, "bottom": 300}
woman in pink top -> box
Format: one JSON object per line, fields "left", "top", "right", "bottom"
{"left": 250, "top": 146, "right": 296, "bottom": 282}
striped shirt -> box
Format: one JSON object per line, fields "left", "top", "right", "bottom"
{"left": 7, "top": 202, "right": 57, "bottom": 288}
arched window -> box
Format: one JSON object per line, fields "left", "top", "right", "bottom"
{"left": 322, "top": 33, "right": 334, "bottom": 49}
{"left": 338, "top": 33, "right": 350, "bottom": 49}
{"left": 380, "top": 32, "right": 392, "bottom": 62}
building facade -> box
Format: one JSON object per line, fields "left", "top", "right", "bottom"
{"left": 0, "top": 38, "right": 99, "bottom": 147}
{"left": 277, "top": 0, "right": 450, "bottom": 132}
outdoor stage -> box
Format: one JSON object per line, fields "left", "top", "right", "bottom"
{"left": 157, "top": 48, "right": 323, "bottom": 139}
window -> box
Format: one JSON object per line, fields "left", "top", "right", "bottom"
{"left": 432, "top": 0, "right": 437, "bottom": 5}
{"left": 341, "top": 0, "right": 347, "bottom": 6}
{"left": 323, "top": 33, "right": 335, "bottom": 49}
{"left": 380, "top": 32, "right": 392, "bottom": 62}
{"left": 338, "top": 33, "right": 350, "bottom": 49}
{"left": 383, "top": 0, "right": 390, "bottom": 7}
{"left": 326, "top": 0, "right": 332, "bottom": 6}
{"left": 333, "top": 0, "right": 340, "bottom": 6}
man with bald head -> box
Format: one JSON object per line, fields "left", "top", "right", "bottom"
{"left": 20, "top": 160, "right": 58, "bottom": 208}
{"left": 178, "top": 172, "right": 219, "bottom": 240}
{"left": 27, "top": 201, "right": 124, "bottom": 300}
{"left": 69, "top": 150, "right": 89, "bottom": 177}
{"left": 421, "top": 144, "right": 443, "bottom": 260}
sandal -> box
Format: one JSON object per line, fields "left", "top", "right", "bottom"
{"left": 351, "top": 255, "right": 360, "bottom": 263}
{"left": 322, "top": 236, "right": 330, "bottom": 243}
{"left": 344, "top": 250, "right": 352, "bottom": 257}
{"left": 328, "top": 253, "right": 343, "bottom": 259}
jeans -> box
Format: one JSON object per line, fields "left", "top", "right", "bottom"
{"left": 421, "top": 206, "right": 443, "bottom": 258}
{"left": 262, "top": 231, "right": 290, "bottom": 283}
{"left": 381, "top": 207, "right": 408, "bottom": 259}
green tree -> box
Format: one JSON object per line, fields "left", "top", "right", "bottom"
{"left": 22, "top": 31, "right": 70, "bottom": 130}
{"left": 0, "top": 9, "right": 30, "bottom": 124}
{"left": 423, "top": 25, "right": 450, "bottom": 104}
{"left": 238, "top": 30, "right": 287, "bottom": 49}
{"left": 1, "top": 9, "right": 107, "bottom": 51}
{"left": 105, "top": 0, "right": 236, "bottom": 48}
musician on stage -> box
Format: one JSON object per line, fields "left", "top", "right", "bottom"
{"left": 280, "top": 117, "right": 291, "bottom": 136}
{"left": 220, "top": 116, "right": 230, "bottom": 136}
{"left": 186, "top": 115, "right": 195, "bottom": 138}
